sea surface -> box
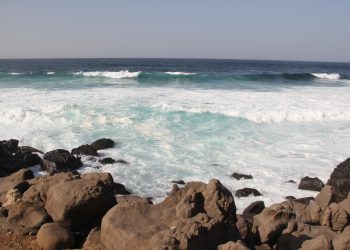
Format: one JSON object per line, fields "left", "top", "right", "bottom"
{"left": 1, "top": 58, "right": 350, "bottom": 211}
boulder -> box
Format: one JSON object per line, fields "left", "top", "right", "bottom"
{"left": 242, "top": 201, "right": 265, "bottom": 223}
{"left": 101, "top": 179, "right": 238, "bottom": 250}
{"left": 338, "top": 192, "right": 350, "bottom": 214}
{"left": 276, "top": 234, "right": 311, "bottom": 250}
{"left": 116, "top": 159, "right": 129, "bottom": 165}
{"left": 171, "top": 180, "right": 185, "bottom": 185}
{"left": 90, "top": 138, "right": 115, "bottom": 150}
{"left": 116, "top": 196, "right": 153, "bottom": 207}
{"left": 0, "top": 139, "right": 18, "bottom": 157}
{"left": 217, "top": 240, "right": 249, "bottom": 250}
{"left": 298, "top": 176, "right": 324, "bottom": 191}
{"left": 235, "top": 188, "right": 261, "bottom": 198}
{"left": 315, "top": 185, "right": 336, "bottom": 211}
{"left": 320, "top": 203, "right": 348, "bottom": 231}
{"left": 99, "top": 157, "right": 116, "bottom": 165}
{"left": 332, "top": 225, "right": 350, "bottom": 250}
{"left": 41, "top": 149, "right": 82, "bottom": 173}
{"left": 37, "top": 223, "right": 75, "bottom": 250}
{"left": 83, "top": 227, "right": 107, "bottom": 250}
{"left": 2, "top": 188, "right": 22, "bottom": 207}
{"left": 44, "top": 172, "right": 116, "bottom": 230}
{"left": 71, "top": 144, "right": 98, "bottom": 156}
{"left": 5, "top": 201, "right": 50, "bottom": 235}
{"left": 231, "top": 173, "right": 253, "bottom": 180}
{"left": 327, "top": 158, "right": 350, "bottom": 202}
{"left": 15, "top": 146, "right": 42, "bottom": 167}
{"left": 300, "top": 235, "right": 332, "bottom": 250}
{"left": 113, "top": 183, "right": 131, "bottom": 195}
{"left": 299, "top": 201, "right": 322, "bottom": 225}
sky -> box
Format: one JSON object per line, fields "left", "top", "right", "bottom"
{"left": 0, "top": 1, "right": 349, "bottom": 62}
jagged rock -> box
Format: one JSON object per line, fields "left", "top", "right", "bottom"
{"left": 16, "top": 146, "right": 42, "bottom": 167}
{"left": 217, "top": 240, "right": 249, "bottom": 250}
{"left": 5, "top": 201, "right": 50, "bottom": 235}
{"left": 17, "top": 146, "right": 43, "bottom": 154}
{"left": 242, "top": 201, "right": 265, "bottom": 223}
{"left": 41, "top": 149, "right": 82, "bottom": 173}
{"left": 37, "top": 223, "right": 75, "bottom": 250}
{"left": 327, "top": 158, "right": 350, "bottom": 203}
{"left": 285, "top": 196, "right": 296, "bottom": 201}
{"left": 71, "top": 144, "right": 98, "bottom": 156}
{"left": 0, "top": 139, "right": 18, "bottom": 157}
{"left": 338, "top": 192, "right": 350, "bottom": 214}
{"left": 99, "top": 157, "right": 116, "bottom": 164}
{"left": 235, "top": 188, "right": 261, "bottom": 198}
{"left": 90, "top": 138, "right": 115, "bottom": 150}
{"left": 320, "top": 203, "right": 348, "bottom": 231}
{"left": 116, "top": 195, "right": 153, "bottom": 206}
{"left": 113, "top": 183, "right": 131, "bottom": 195}
{"left": 300, "top": 235, "right": 332, "bottom": 250}
{"left": 298, "top": 176, "right": 324, "bottom": 191}
{"left": 293, "top": 197, "right": 314, "bottom": 205}
{"left": 235, "top": 215, "right": 250, "bottom": 241}
{"left": 83, "top": 227, "right": 107, "bottom": 250}
{"left": 292, "top": 223, "right": 337, "bottom": 240}
{"left": 276, "top": 234, "right": 311, "bottom": 250}
{"left": 299, "top": 201, "right": 322, "bottom": 225}
{"left": 231, "top": 173, "right": 253, "bottom": 180}
{"left": 101, "top": 179, "right": 238, "bottom": 250}
{"left": 171, "top": 180, "right": 185, "bottom": 185}
{"left": 315, "top": 185, "right": 336, "bottom": 211}
{"left": 3, "top": 188, "right": 22, "bottom": 207}
{"left": 332, "top": 225, "right": 350, "bottom": 250}
{"left": 44, "top": 172, "right": 116, "bottom": 230}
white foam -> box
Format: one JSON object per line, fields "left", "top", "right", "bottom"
{"left": 75, "top": 70, "right": 141, "bottom": 79}
{"left": 165, "top": 72, "right": 197, "bottom": 76}
{"left": 311, "top": 73, "right": 340, "bottom": 80}
{"left": 46, "top": 72, "right": 55, "bottom": 75}
{"left": 8, "top": 72, "right": 24, "bottom": 75}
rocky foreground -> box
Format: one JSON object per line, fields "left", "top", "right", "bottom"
{"left": 0, "top": 139, "right": 349, "bottom": 250}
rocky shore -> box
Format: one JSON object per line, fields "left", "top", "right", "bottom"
{"left": 0, "top": 139, "right": 349, "bottom": 250}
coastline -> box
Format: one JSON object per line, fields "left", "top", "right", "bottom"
{"left": 0, "top": 138, "right": 349, "bottom": 249}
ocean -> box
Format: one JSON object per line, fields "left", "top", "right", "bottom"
{"left": 1, "top": 58, "right": 350, "bottom": 211}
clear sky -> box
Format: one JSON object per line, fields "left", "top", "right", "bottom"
{"left": 0, "top": 0, "right": 349, "bottom": 62}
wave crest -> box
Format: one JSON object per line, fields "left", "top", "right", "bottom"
{"left": 75, "top": 70, "right": 141, "bottom": 79}
{"left": 311, "top": 73, "right": 341, "bottom": 80}
{"left": 165, "top": 72, "right": 197, "bottom": 76}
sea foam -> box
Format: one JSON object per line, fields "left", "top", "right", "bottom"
{"left": 311, "top": 73, "right": 341, "bottom": 80}
{"left": 165, "top": 72, "right": 197, "bottom": 76}
{"left": 75, "top": 70, "right": 141, "bottom": 79}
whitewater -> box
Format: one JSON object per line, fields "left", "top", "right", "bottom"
{"left": 1, "top": 58, "right": 350, "bottom": 211}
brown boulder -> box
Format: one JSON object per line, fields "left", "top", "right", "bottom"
{"left": 315, "top": 185, "right": 336, "bottom": 211}
{"left": 332, "top": 225, "right": 350, "bottom": 250}
{"left": 83, "top": 227, "right": 107, "bottom": 250}
{"left": 320, "top": 203, "right": 348, "bottom": 231}
{"left": 338, "top": 192, "right": 350, "bottom": 215}
{"left": 101, "top": 179, "right": 238, "bottom": 250}
{"left": 300, "top": 235, "right": 332, "bottom": 250}
{"left": 37, "top": 222, "right": 75, "bottom": 250}
{"left": 327, "top": 158, "right": 350, "bottom": 202}
{"left": 217, "top": 240, "right": 249, "bottom": 250}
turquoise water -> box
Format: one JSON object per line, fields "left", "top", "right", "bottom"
{"left": 1, "top": 59, "right": 350, "bottom": 211}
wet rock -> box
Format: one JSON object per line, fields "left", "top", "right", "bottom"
{"left": 17, "top": 146, "right": 43, "bottom": 154}
{"left": 83, "top": 227, "right": 106, "bottom": 250}
{"left": 242, "top": 200, "right": 265, "bottom": 223}
{"left": 300, "top": 235, "right": 332, "bottom": 250}
{"left": 235, "top": 188, "right": 262, "bottom": 198}
{"left": 0, "top": 139, "right": 18, "bottom": 157}
{"left": 101, "top": 179, "right": 238, "bottom": 249}
{"left": 116, "top": 159, "right": 129, "bottom": 165}
{"left": 113, "top": 183, "right": 131, "bottom": 195}
{"left": 41, "top": 149, "right": 82, "bottom": 173}
{"left": 5, "top": 201, "right": 50, "bottom": 235}
{"left": 286, "top": 180, "right": 296, "bottom": 183}
{"left": 231, "top": 173, "right": 253, "bottom": 180}
{"left": 99, "top": 157, "right": 116, "bottom": 165}
{"left": 298, "top": 176, "right": 324, "bottom": 191}
{"left": 37, "top": 222, "right": 75, "bottom": 250}
{"left": 71, "top": 144, "right": 98, "bottom": 156}
{"left": 327, "top": 158, "right": 350, "bottom": 202}
{"left": 171, "top": 180, "right": 185, "bottom": 185}
{"left": 16, "top": 146, "right": 42, "bottom": 167}
{"left": 90, "top": 138, "right": 115, "bottom": 150}
{"left": 217, "top": 240, "right": 249, "bottom": 250}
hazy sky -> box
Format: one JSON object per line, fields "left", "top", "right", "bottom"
{"left": 0, "top": 1, "right": 349, "bottom": 62}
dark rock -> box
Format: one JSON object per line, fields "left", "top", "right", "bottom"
{"left": 90, "top": 138, "right": 115, "bottom": 150}
{"left": 17, "top": 146, "right": 43, "bottom": 154}
{"left": 327, "top": 158, "right": 350, "bottom": 202}
{"left": 0, "top": 139, "right": 19, "bottom": 157}
{"left": 15, "top": 146, "right": 42, "bottom": 167}
{"left": 171, "top": 180, "right": 185, "bottom": 185}
{"left": 276, "top": 234, "right": 311, "bottom": 250}
{"left": 99, "top": 157, "right": 116, "bottom": 165}
{"left": 298, "top": 176, "right": 324, "bottom": 191}
{"left": 286, "top": 180, "right": 296, "bottom": 183}
{"left": 116, "top": 159, "right": 129, "bottom": 165}
{"left": 231, "top": 173, "right": 253, "bottom": 180}
{"left": 235, "top": 188, "right": 262, "bottom": 198}
{"left": 0, "top": 158, "right": 26, "bottom": 177}
{"left": 13, "top": 181, "right": 31, "bottom": 193}
{"left": 114, "top": 183, "right": 131, "bottom": 195}
{"left": 293, "top": 196, "right": 314, "bottom": 205}
{"left": 71, "top": 144, "right": 98, "bottom": 156}
{"left": 41, "top": 149, "right": 82, "bottom": 173}
{"left": 0, "top": 207, "right": 8, "bottom": 217}
{"left": 242, "top": 201, "right": 265, "bottom": 223}
{"left": 37, "top": 222, "right": 75, "bottom": 250}
{"left": 285, "top": 196, "right": 296, "bottom": 201}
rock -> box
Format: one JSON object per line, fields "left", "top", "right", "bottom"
{"left": 6, "top": 201, "right": 50, "bottom": 235}
{"left": 71, "top": 144, "right": 98, "bottom": 156}
{"left": 254, "top": 244, "right": 272, "bottom": 250}
{"left": 15, "top": 146, "right": 42, "bottom": 167}
{"left": 0, "top": 169, "right": 34, "bottom": 204}
{"left": 235, "top": 188, "right": 261, "bottom": 198}
{"left": 17, "top": 146, "right": 43, "bottom": 154}
{"left": 90, "top": 138, "right": 115, "bottom": 150}
{"left": 0, "top": 207, "right": 8, "bottom": 217}
{"left": 116, "top": 195, "right": 153, "bottom": 206}
{"left": 338, "top": 192, "right": 350, "bottom": 214}
{"left": 300, "top": 235, "right": 332, "bottom": 250}
{"left": 0, "top": 139, "right": 18, "bottom": 157}
{"left": 276, "top": 234, "right": 311, "bottom": 250}
{"left": 101, "top": 179, "right": 238, "bottom": 250}
{"left": 315, "top": 185, "right": 336, "bottom": 211}
{"left": 41, "top": 149, "right": 82, "bottom": 173}
{"left": 99, "top": 157, "right": 116, "bottom": 165}
{"left": 217, "top": 240, "right": 249, "bottom": 250}
{"left": 292, "top": 223, "right": 337, "bottom": 240}
{"left": 298, "top": 176, "right": 324, "bottom": 191}
{"left": 320, "top": 203, "right": 348, "bottom": 231}
{"left": 332, "top": 225, "right": 350, "bottom": 250}
{"left": 37, "top": 223, "right": 75, "bottom": 250}
{"left": 242, "top": 201, "right": 265, "bottom": 223}
{"left": 116, "top": 159, "right": 129, "bottom": 165}
{"left": 3, "top": 188, "right": 22, "bottom": 207}
{"left": 299, "top": 201, "right": 322, "bottom": 225}
{"left": 285, "top": 196, "right": 296, "bottom": 201}
{"left": 44, "top": 172, "right": 116, "bottom": 230}
{"left": 293, "top": 196, "right": 314, "bottom": 205}
{"left": 83, "top": 227, "right": 107, "bottom": 250}
{"left": 114, "top": 183, "right": 131, "bottom": 195}
{"left": 171, "top": 180, "right": 185, "bottom": 185}
{"left": 327, "top": 158, "right": 350, "bottom": 202}
{"left": 231, "top": 173, "right": 253, "bottom": 180}
{"left": 286, "top": 180, "right": 296, "bottom": 183}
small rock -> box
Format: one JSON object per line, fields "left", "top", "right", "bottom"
{"left": 298, "top": 176, "right": 324, "bottom": 191}
{"left": 41, "top": 149, "right": 82, "bottom": 173}
{"left": 286, "top": 180, "right": 296, "bottom": 183}
{"left": 99, "top": 157, "right": 116, "bottom": 165}
{"left": 90, "top": 138, "right": 115, "bottom": 150}
{"left": 285, "top": 196, "right": 296, "bottom": 200}
{"left": 231, "top": 173, "right": 253, "bottom": 180}
{"left": 235, "top": 188, "right": 261, "bottom": 198}
{"left": 116, "top": 159, "right": 129, "bottom": 165}
{"left": 171, "top": 180, "right": 185, "bottom": 185}
{"left": 71, "top": 144, "right": 98, "bottom": 156}
{"left": 37, "top": 223, "right": 75, "bottom": 250}
{"left": 114, "top": 183, "right": 131, "bottom": 195}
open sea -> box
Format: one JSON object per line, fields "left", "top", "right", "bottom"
{"left": 1, "top": 58, "right": 350, "bottom": 211}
